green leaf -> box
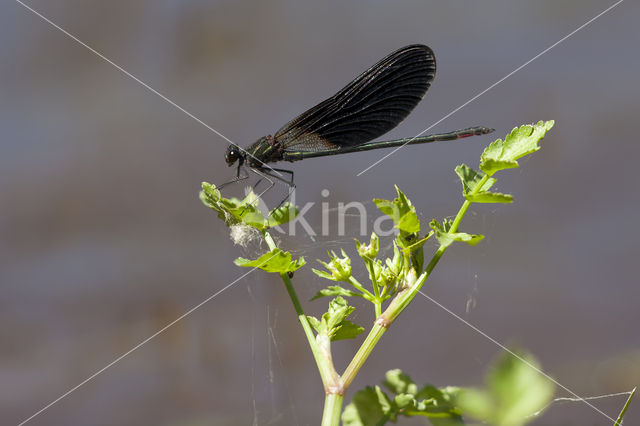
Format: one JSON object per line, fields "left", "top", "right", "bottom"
{"left": 455, "top": 164, "right": 513, "bottom": 203}
{"left": 456, "top": 349, "right": 555, "bottom": 426}
{"left": 373, "top": 186, "right": 420, "bottom": 234}
{"left": 200, "top": 182, "right": 264, "bottom": 228}
{"left": 200, "top": 182, "right": 238, "bottom": 222}
{"left": 332, "top": 319, "right": 365, "bottom": 341}
{"left": 310, "top": 297, "right": 363, "bottom": 341}
{"left": 480, "top": 121, "right": 554, "bottom": 176}
{"left": 466, "top": 191, "right": 514, "bottom": 204}
{"left": 267, "top": 202, "right": 299, "bottom": 227}
{"left": 342, "top": 386, "right": 388, "bottom": 426}
{"left": 384, "top": 369, "right": 418, "bottom": 395}
{"left": 200, "top": 181, "right": 299, "bottom": 231}
{"left": 414, "top": 387, "right": 465, "bottom": 425}
{"left": 375, "top": 385, "right": 394, "bottom": 416}
{"left": 324, "top": 297, "right": 354, "bottom": 331}
{"left": 310, "top": 285, "right": 362, "bottom": 300}
{"left": 373, "top": 187, "right": 425, "bottom": 272}
{"left": 394, "top": 394, "right": 414, "bottom": 409}
{"left": 456, "top": 388, "right": 493, "bottom": 420}
{"left": 199, "top": 182, "right": 222, "bottom": 210}
{"left": 385, "top": 242, "right": 404, "bottom": 276}
{"left": 343, "top": 371, "right": 464, "bottom": 425}
{"left": 234, "top": 248, "right": 305, "bottom": 273}
{"left": 455, "top": 164, "right": 496, "bottom": 195}
{"left": 430, "top": 219, "right": 484, "bottom": 248}
{"left": 306, "top": 315, "right": 321, "bottom": 333}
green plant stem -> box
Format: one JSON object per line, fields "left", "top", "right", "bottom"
{"left": 385, "top": 248, "right": 448, "bottom": 323}
{"left": 263, "top": 232, "right": 340, "bottom": 391}
{"left": 341, "top": 321, "right": 388, "bottom": 389}
{"left": 264, "top": 231, "right": 344, "bottom": 425}
{"left": 614, "top": 387, "right": 636, "bottom": 426}
{"left": 365, "top": 260, "right": 382, "bottom": 317}
{"left": 347, "top": 276, "right": 374, "bottom": 299}
{"left": 322, "top": 393, "right": 344, "bottom": 426}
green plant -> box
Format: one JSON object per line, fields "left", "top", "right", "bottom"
{"left": 342, "top": 349, "right": 555, "bottom": 426}
{"left": 200, "top": 121, "right": 584, "bottom": 425}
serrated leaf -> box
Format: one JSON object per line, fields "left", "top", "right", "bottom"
{"left": 373, "top": 199, "right": 397, "bottom": 220}
{"left": 200, "top": 182, "right": 266, "bottom": 228}
{"left": 199, "top": 182, "right": 222, "bottom": 209}
{"left": 313, "top": 297, "right": 362, "bottom": 341}
{"left": 331, "top": 319, "right": 364, "bottom": 340}
{"left": 375, "top": 385, "right": 394, "bottom": 416}
{"left": 384, "top": 369, "right": 418, "bottom": 395}
{"left": 324, "top": 297, "right": 354, "bottom": 331}
{"left": 342, "top": 387, "right": 387, "bottom": 426}
{"left": 397, "top": 213, "right": 420, "bottom": 234}
{"left": 200, "top": 183, "right": 242, "bottom": 224}
{"left": 373, "top": 186, "right": 420, "bottom": 234}
{"left": 398, "top": 383, "right": 464, "bottom": 420}
{"left": 237, "top": 209, "right": 269, "bottom": 229}
{"left": 345, "top": 370, "right": 465, "bottom": 425}
{"left": 374, "top": 187, "right": 424, "bottom": 272}
{"left": 465, "top": 191, "right": 514, "bottom": 204}
{"left": 452, "top": 232, "right": 484, "bottom": 246}
{"left": 412, "top": 387, "right": 465, "bottom": 425}
{"left": 430, "top": 219, "right": 484, "bottom": 248}
{"left": 234, "top": 248, "right": 305, "bottom": 273}
{"left": 394, "top": 394, "right": 415, "bottom": 409}
{"left": 267, "top": 202, "right": 298, "bottom": 227}
{"left": 201, "top": 181, "right": 299, "bottom": 230}
{"left": 310, "top": 285, "right": 362, "bottom": 300}
{"left": 455, "top": 164, "right": 496, "bottom": 195}
{"left": 416, "top": 385, "right": 463, "bottom": 405}
{"left": 480, "top": 121, "right": 554, "bottom": 176}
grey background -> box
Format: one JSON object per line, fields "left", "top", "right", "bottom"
{"left": 2, "top": 1, "right": 639, "bottom": 425}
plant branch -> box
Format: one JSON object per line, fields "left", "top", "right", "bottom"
{"left": 340, "top": 175, "right": 486, "bottom": 389}
{"left": 264, "top": 232, "right": 340, "bottom": 391}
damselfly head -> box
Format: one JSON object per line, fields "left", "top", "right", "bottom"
{"left": 225, "top": 144, "right": 243, "bottom": 166}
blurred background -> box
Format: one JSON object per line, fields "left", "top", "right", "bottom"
{"left": 2, "top": 1, "right": 639, "bottom": 425}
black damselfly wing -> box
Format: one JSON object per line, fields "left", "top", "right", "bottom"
{"left": 274, "top": 44, "right": 436, "bottom": 152}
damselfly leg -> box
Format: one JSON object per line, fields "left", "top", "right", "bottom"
{"left": 250, "top": 167, "right": 296, "bottom": 211}
{"left": 217, "top": 165, "right": 249, "bottom": 190}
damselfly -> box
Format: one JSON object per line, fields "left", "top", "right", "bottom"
{"left": 222, "top": 44, "right": 493, "bottom": 197}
